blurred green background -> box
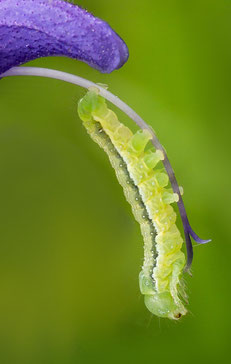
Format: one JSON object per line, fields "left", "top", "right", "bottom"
{"left": 0, "top": 0, "right": 230, "bottom": 363}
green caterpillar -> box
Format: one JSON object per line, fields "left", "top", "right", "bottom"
{"left": 78, "top": 89, "right": 187, "bottom": 320}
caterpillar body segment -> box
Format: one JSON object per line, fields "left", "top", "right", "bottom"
{"left": 78, "top": 90, "right": 187, "bottom": 320}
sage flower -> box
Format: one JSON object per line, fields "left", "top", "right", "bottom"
{"left": 0, "top": 0, "right": 129, "bottom": 74}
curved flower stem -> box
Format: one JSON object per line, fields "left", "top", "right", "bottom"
{"left": 0, "top": 66, "right": 211, "bottom": 270}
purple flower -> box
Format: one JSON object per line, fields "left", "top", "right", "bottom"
{"left": 0, "top": 0, "right": 129, "bottom": 74}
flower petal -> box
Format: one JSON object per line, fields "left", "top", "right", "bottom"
{"left": 0, "top": 0, "right": 129, "bottom": 73}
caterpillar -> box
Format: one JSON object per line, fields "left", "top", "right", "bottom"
{"left": 78, "top": 89, "right": 187, "bottom": 320}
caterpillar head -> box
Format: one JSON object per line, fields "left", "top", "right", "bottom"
{"left": 144, "top": 292, "right": 187, "bottom": 320}
{"left": 139, "top": 272, "right": 187, "bottom": 320}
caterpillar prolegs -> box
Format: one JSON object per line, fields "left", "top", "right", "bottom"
{"left": 78, "top": 89, "right": 187, "bottom": 320}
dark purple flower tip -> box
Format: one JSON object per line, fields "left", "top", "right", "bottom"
{"left": 0, "top": 0, "right": 129, "bottom": 74}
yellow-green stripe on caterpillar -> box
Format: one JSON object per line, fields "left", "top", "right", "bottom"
{"left": 78, "top": 89, "right": 187, "bottom": 320}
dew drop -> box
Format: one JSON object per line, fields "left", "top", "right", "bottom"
{"left": 179, "top": 186, "right": 184, "bottom": 195}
